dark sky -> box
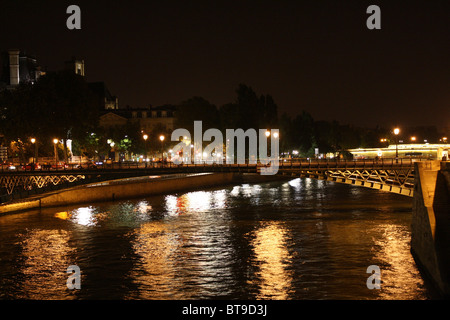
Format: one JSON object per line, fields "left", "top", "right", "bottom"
{"left": 1, "top": 0, "right": 449, "bottom": 129}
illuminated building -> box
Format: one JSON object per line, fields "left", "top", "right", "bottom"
{"left": 348, "top": 144, "right": 450, "bottom": 160}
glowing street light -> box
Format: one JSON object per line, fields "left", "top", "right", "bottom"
{"left": 142, "top": 134, "right": 149, "bottom": 164}
{"left": 393, "top": 128, "right": 400, "bottom": 162}
{"left": 265, "top": 130, "right": 270, "bottom": 137}
{"left": 53, "top": 139, "right": 59, "bottom": 167}
{"left": 159, "top": 135, "right": 165, "bottom": 164}
{"left": 411, "top": 136, "right": 416, "bottom": 142}
{"left": 273, "top": 132, "right": 279, "bottom": 139}
{"left": 30, "top": 138, "right": 37, "bottom": 164}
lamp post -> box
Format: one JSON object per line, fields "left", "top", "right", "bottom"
{"left": 393, "top": 128, "right": 400, "bottom": 163}
{"left": 143, "top": 134, "right": 148, "bottom": 166}
{"left": 264, "top": 131, "right": 270, "bottom": 162}
{"left": 159, "top": 135, "right": 165, "bottom": 165}
{"left": 30, "top": 138, "right": 37, "bottom": 164}
{"left": 53, "top": 139, "right": 59, "bottom": 168}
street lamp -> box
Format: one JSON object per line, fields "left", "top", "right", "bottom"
{"left": 393, "top": 128, "right": 400, "bottom": 162}
{"left": 30, "top": 138, "right": 37, "bottom": 164}
{"left": 143, "top": 134, "right": 148, "bottom": 163}
{"left": 53, "top": 138, "right": 59, "bottom": 167}
{"left": 159, "top": 135, "right": 165, "bottom": 164}
{"left": 265, "top": 130, "right": 270, "bottom": 137}
{"left": 411, "top": 136, "right": 416, "bottom": 142}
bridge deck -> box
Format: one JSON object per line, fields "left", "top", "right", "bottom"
{"left": 1, "top": 159, "right": 419, "bottom": 202}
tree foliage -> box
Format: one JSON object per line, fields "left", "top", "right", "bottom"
{"left": 0, "top": 70, "right": 99, "bottom": 160}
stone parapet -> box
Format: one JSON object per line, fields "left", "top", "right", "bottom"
{"left": 411, "top": 161, "right": 450, "bottom": 297}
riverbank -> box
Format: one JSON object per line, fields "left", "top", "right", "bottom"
{"left": 0, "top": 173, "right": 289, "bottom": 215}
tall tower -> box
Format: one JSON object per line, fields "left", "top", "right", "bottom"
{"left": 8, "top": 49, "right": 20, "bottom": 86}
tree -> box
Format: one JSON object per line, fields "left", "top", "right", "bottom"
{"left": 30, "top": 70, "right": 99, "bottom": 162}
{"left": 235, "top": 84, "right": 260, "bottom": 130}
{"left": 291, "top": 111, "right": 316, "bottom": 157}
{"left": 175, "top": 97, "right": 219, "bottom": 133}
{"left": 258, "top": 94, "right": 278, "bottom": 129}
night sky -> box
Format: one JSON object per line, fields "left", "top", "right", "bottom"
{"left": 1, "top": 0, "right": 449, "bottom": 129}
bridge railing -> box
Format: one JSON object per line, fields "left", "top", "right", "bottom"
{"left": 0, "top": 157, "right": 427, "bottom": 173}
{"left": 278, "top": 157, "right": 424, "bottom": 169}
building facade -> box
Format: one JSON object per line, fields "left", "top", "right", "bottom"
{"left": 99, "top": 105, "right": 176, "bottom": 133}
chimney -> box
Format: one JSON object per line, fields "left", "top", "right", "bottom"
{"left": 8, "top": 49, "right": 20, "bottom": 86}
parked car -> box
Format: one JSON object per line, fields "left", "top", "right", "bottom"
{"left": 41, "top": 163, "right": 52, "bottom": 170}
{"left": 23, "top": 163, "right": 41, "bottom": 170}
{"left": 51, "top": 162, "right": 69, "bottom": 169}
{"left": 0, "top": 162, "right": 12, "bottom": 171}
{"left": 5, "top": 163, "right": 17, "bottom": 171}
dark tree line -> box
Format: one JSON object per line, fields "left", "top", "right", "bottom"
{"left": 1, "top": 78, "right": 446, "bottom": 162}
{"left": 174, "top": 83, "right": 447, "bottom": 158}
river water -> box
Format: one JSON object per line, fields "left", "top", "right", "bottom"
{"left": 0, "top": 177, "right": 435, "bottom": 300}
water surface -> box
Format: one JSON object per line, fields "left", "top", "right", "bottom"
{"left": 0, "top": 178, "right": 432, "bottom": 299}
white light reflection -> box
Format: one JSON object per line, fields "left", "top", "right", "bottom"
{"left": 212, "top": 190, "right": 226, "bottom": 209}
{"left": 229, "top": 184, "right": 263, "bottom": 198}
{"left": 230, "top": 186, "right": 240, "bottom": 196}
{"left": 71, "top": 206, "right": 97, "bottom": 226}
{"left": 186, "top": 191, "right": 212, "bottom": 211}
{"left": 165, "top": 195, "right": 179, "bottom": 216}
{"left": 135, "top": 200, "right": 152, "bottom": 215}
{"left": 288, "top": 178, "right": 301, "bottom": 191}
{"left": 164, "top": 190, "right": 227, "bottom": 217}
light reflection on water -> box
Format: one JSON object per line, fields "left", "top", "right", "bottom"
{"left": 0, "top": 178, "right": 433, "bottom": 299}
{"left": 246, "top": 222, "right": 294, "bottom": 300}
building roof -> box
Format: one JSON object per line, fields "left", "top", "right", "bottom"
{"left": 100, "top": 105, "right": 176, "bottom": 119}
